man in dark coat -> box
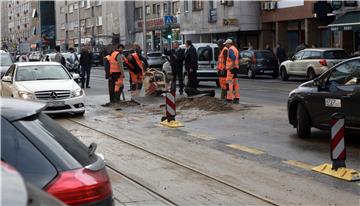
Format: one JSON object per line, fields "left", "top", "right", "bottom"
{"left": 166, "top": 41, "right": 185, "bottom": 94}
{"left": 275, "top": 43, "right": 286, "bottom": 64}
{"left": 184, "top": 40, "right": 198, "bottom": 89}
{"left": 79, "top": 46, "right": 93, "bottom": 88}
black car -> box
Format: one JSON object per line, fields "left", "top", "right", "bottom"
{"left": 1, "top": 98, "right": 113, "bottom": 205}
{"left": 92, "top": 52, "right": 101, "bottom": 66}
{"left": 288, "top": 57, "right": 360, "bottom": 138}
{"left": 239, "top": 50, "right": 279, "bottom": 79}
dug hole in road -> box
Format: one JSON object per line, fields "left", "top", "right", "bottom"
{"left": 56, "top": 93, "right": 360, "bottom": 206}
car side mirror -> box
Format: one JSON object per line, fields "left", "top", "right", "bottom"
{"left": 290, "top": 56, "right": 295, "bottom": 61}
{"left": 2, "top": 75, "right": 12, "bottom": 82}
{"left": 72, "top": 73, "right": 80, "bottom": 79}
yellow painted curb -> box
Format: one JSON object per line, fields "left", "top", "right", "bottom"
{"left": 160, "top": 120, "right": 184, "bottom": 128}
{"left": 227, "top": 144, "right": 265, "bottom": 155}
{"left": 312, "top": 163, "right": 360, "bottom": 181}
{"left": 283, "top": 160, "right": 314, "bottom": 170}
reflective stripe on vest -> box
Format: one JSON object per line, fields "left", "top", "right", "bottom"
{"left": 226, "top": 46, "right": 239, "bottom": 70}
{"left": 217, "top": 47, "right": 228, "bottom": 71}
{"left": 131, "top": 53, "right": 144, "bottom": 71}
{"left": 109, "top": 51, "right": 121, "bottom": 74}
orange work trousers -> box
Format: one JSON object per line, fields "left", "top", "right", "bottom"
{"left": 130, "top": 71, "right": 143, "bottom": 97}
{"left": 226, "top": 71, "right": 240, "bottom": 101}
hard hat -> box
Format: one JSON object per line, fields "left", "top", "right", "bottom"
{"left": 223, "top": 39, "right": 233, "bottom": 45}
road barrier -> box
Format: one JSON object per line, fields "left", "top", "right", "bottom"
{"left": 160, "top": 91, "right": 184, "bottom": 128}
{"left": 312, "top": 113, "right": 360, "bottom": 181}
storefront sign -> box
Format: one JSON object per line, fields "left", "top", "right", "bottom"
{"left": 223, "top": 18, "right": 238, "bottom": 26}
{"left": 209, "top": 9, "right": 217, "bottom": 23}
{"left": 137, "top": 17, "right": 178, "bottom": 29}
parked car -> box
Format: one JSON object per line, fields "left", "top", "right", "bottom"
{"left": 41, "top": 53, "right": 80, "bottom": 74}
{"left": 239, "top": 50, "right": 279, "bottom": 79}
{"left": 0, "top": 50, "right": 13, "bottom": 77}
{"left": 1, "top": 98, "right": 114, "bottom": 205}
{"left": 1, "top": 62, "right": 85, "bottom": 115}
{"left": 287, "top": 57, "right": 360, "bottom": 138}
{"left": 147, "top": 51, "right": 166, "bottom": 69}
{"left": 1, "top": 161, "right": 65, "bottom": 206}
{"left": 280, "top": 48, "right": 349, "bottom": 81}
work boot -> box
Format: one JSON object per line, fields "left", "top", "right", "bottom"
{"left": 233, "top": 98, "right": 239, "bottom": 104}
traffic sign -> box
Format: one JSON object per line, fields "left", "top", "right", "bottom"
{"left": 164, "top": 16, "right": 173, "bottom": 25}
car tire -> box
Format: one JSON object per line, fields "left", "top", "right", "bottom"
{"left": 247, "top": 68, "right": 255, "bottom": 79}
{"left": 307, "top": 68, "right": 316, "bottom": 80}
{"left": 280, "top": 67, "right": 288, "bottom": 81}
{"left": 296, "top": 104, "right": 311, "bottom": 138}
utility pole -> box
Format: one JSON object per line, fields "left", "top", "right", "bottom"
{"left": 78, "top": 1, "right": 81, "bottom": 53}
{"left": 142, "top": 0, "right": 147, "bottom": 56}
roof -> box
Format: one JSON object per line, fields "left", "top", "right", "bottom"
{"left": 15, "top": 62, "right": 62, "bottom": 66}
{"left": 328, "top": 11, "right": 360, "bottom": 32}
{"left": 1, "top": 98, "right": 46, "bottom": 121}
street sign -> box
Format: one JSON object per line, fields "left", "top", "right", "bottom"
{"left": 164, "top": 15, "right": 173, "bottom": 26}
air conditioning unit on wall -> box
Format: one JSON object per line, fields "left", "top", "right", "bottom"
{"left": 262, "top": 2, "right": 270, "bottom": 10}
{"left": 270, "top": 2, "right": 277, "bottom": 10}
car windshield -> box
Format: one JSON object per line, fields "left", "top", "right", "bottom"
{"left": 15, "top": 65, "right": 71, "bottom": 81}
{"left": 147, "top": 53, "right": 162, "bottom": 58}
{"left": 323, "top": 50, "right": 349, "bottom": 59}
{"left": 0, "top": 54, "right": 13, "bottom": 66}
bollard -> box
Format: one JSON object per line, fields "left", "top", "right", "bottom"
{"left": 330, "top": 113, "right": 346, "bottom": 170}
{"left": 160, "top": 91, "right": 184, "bottom": 128}
{"left": 312, "top": 113, "right": 360, "bottom": 181}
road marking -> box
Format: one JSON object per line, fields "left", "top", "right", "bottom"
{"left": 189, "top": 133, "right": 215, "bottom": 141}
{"left": 282, "top": 160, "right": 315, "bottom": 170}
{"left": 227, "top": 144, "right": 265, "bottom": 155}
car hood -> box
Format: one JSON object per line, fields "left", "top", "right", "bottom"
{"left": 16, "top": 79, "right": 79, "bottom": 92}
{"left": 299, "top": 80, "right": 316, "bottom": 88}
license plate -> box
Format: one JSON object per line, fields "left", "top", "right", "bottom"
{"left": 47, "top": 101, "right": 65, "bottom": 107}
{"left": 263, "top": 70, "right": 273, "bottom": 73}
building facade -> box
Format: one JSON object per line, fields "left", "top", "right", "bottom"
{"left": 179, "top": 0, "right": 260, "bottom": 49}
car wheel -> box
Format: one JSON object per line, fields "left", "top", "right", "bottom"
{"left": 307, "top": 68, "right": 316, "bottom": 80}
{"left": 280, "top": 67, "right": 288, "bottom": 81}
{"left": 247, "top": 68, "right": 255, "bottom": 79}
{"left": 296, "top": 104, "right": 311, "bottom": 138}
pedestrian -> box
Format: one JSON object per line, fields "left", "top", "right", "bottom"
{"left": 247, "top": 42, "right": 253, "bottom": 51}
{"left": 295, "top": 42, "right": 306, "bottom": 53}
{"left": 104, "top": 44, "right": 125, "bottom": 104}
{"left": 19, "top": 53, "right": 29, "bottom": 62}
{"left": 68, "top": 47, "right": 78, "bottom": 64}
{"left": 265, "top": 44, "right": 273, "bottom": 53}
{"left": 166, "top": 41, "right": 185, "bottom": 95}
{"left": 216, "top": 39, "right": 228, "bottom": 100}
{"left": 275, "top": 43, "right": 286, "bottom": 64}
{"left": 79, "top": 45, "right": 93, "bottom": 88}
{"left": 184, "top": 40, "right": 198, "bottom": 89}
{"left": 54, "top": 46, "right": 65, "bottom": 66}
{"left": 123, "top": 50, "right": 147, "bottom": 98}
{"left": 311, "top": 44, "right": 317, "bottom": 48}
{"left": 224, "top": 39, "right": 240, "bottom": 104}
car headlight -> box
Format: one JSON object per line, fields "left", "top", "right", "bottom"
{"left": 18, "top": 91, "right": 33, "bottom": 100}
{"left": 72, "top": 88, "right": 84, "bottom": 97}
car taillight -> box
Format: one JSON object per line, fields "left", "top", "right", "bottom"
{"left": 45, "top": 168, "right": 112, "bottom": 206}
{"left": 252, "top": 55, "right": 256, "bottom": 64}
{"left": 319, "top": 59, "right": 327, "bottom": 66}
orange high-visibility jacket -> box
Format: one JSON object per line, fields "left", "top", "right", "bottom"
{"left": 109, "top": 51, "right": 121, "bottom": 74}
{"left": 217, "top": 47, "right": 228, "bottom": 71}
{"left": 226, "top": 45, "right": 239, "bottom": 70}
{"left": 131, "top": 53, "right": 144, "bottom": 71}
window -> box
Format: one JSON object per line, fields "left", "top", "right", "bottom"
{"left": 214, "top": 47, "right": 219, "bottom": 61}
{"left": 68, "top": 4, "right": 73, "bottom": 13}
{"left": 153, "top": 4, "right": 156, "bottom": 14}
{"left": 193, "top": 0, "right": 203, "bottom": 11}
{"left": 146, "top": 5, "right": 151, "bottom": 15}
{"left": 80, "top": 0, "right": 85, "bottom": 8}
{"left": 310, "top": 51, "right": 322, "bottom": 59}
{"left": 96, "top": 16, "right": 102, "bottom": 26}
{"left": 74, "top": 3, "right": 78, "bottom": 9}
{"left": 184, "top": 0, "right": 189, "bottom": 12}
{"left": 164, "top": 3, "right": 168, "bottom": 14}
{"left": 172, "top": 1, "right": 180, "bottom": 15}
{"left": 86, "top": 18, "right": 93, "bottom": 27}
{"left": 95, "top": 0, "right": 101, "bottom": 6}
{"left": 198, "top": 47, "right": 212, "bottom": 61}
{"left": 227, "top": 0, "right": 234, "bottom": 6}
{"left": 324, "top": 50, "right": 349, "bottom": 59}
{"left": 60, "top": 7, "right": 65, "bottom": 13}
{"left": 327, "top": 60, "right": 360, "bottom": 86}
{"left": 156, "top": 4, "right": 160, "bottom": 14}
{"left": 135, "top": 7, "right": 143, "bottom": 20}
{"left": 301, "top": 51, "right": 312, "bottom": 60}
{"left": 86, "top": 0, "right": 91, "bottom": 9}
{"left": 293, "top": 51, "right": 304, "bottom": 60}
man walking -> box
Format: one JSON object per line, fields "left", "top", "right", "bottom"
{"left": 224, "top": 39, "right": 240, "bottom": 104}
{"left": 104, "top": 44, "right": 125, "bottom": 104}
{"left": 275, "top": 43, "right": 286, "bottom": 64}
{"left": 79, "top": 45, "right": 93, "bottom": 88}
{"left": 167, "top": 41, "right": 185, "bottom": 94}
{"left": 184, "top": 40, "right": 198, "bottom": 89}
{"left": 216, "top": 39, "right": 228, "bottom": 100}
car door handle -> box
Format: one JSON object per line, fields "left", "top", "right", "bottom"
{"left": 341, "top": 93, "right": 354, "bottom": 99}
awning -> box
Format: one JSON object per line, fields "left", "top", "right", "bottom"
{"left": 328, "top": 11, "right": 360, "bottom": 32}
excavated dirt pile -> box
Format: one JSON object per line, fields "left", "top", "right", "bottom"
{"left": 176, "top": 96, "right": 233, "bottom": 112}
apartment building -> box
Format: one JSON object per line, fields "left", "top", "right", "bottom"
{"left": 179, "top": 0, "right": 260, "bottom": 49}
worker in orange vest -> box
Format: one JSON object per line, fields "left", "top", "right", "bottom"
{"left": 123, "top": 50, "right": 148, "bottom": 98}
{"left": 105, "top": 44, "right": 125, "bottom": 103}
{"left": 224, "top": 39, "right": 240, "bottom": 104}
{"left": 216, "top": 39, "right": 228, "bottom": 100}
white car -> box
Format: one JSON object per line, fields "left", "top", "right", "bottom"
{"left": 1, "top": 62, "right": 85, "bottom": 115}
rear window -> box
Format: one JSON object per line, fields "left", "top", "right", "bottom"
{"left": 147, "top": 53, "right": 162, "bottom": 57}
{"left": 323, "top": 50, "right": 349, "bottom": 59}
{"left": 16, "top": 114, "right": 96, "bottom": 170}
{"left": 255, "top": 51, "right": 275, "bottom": 59}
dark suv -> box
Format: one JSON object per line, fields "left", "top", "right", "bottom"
{"left": 239, "top": 50, "right": 279, "bottom": 79}
{"left": 287, "top": 57, "right": 360, "bottom": 138}
{"left": 1, "top": 98, "right": 113, "bottom": 205}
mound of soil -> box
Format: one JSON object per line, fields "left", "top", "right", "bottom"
{"left": 176, "top": 96, "right": 233, "bottom": 112}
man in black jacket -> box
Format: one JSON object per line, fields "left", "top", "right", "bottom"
{"left": 166, "top": 41, "right": 185, "bottom": 94}
{"left": 79, "top": 46, "right": 93, "bottom": 88}
{"left": 184, "top": 40, "right": 198, "bottom": 89}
